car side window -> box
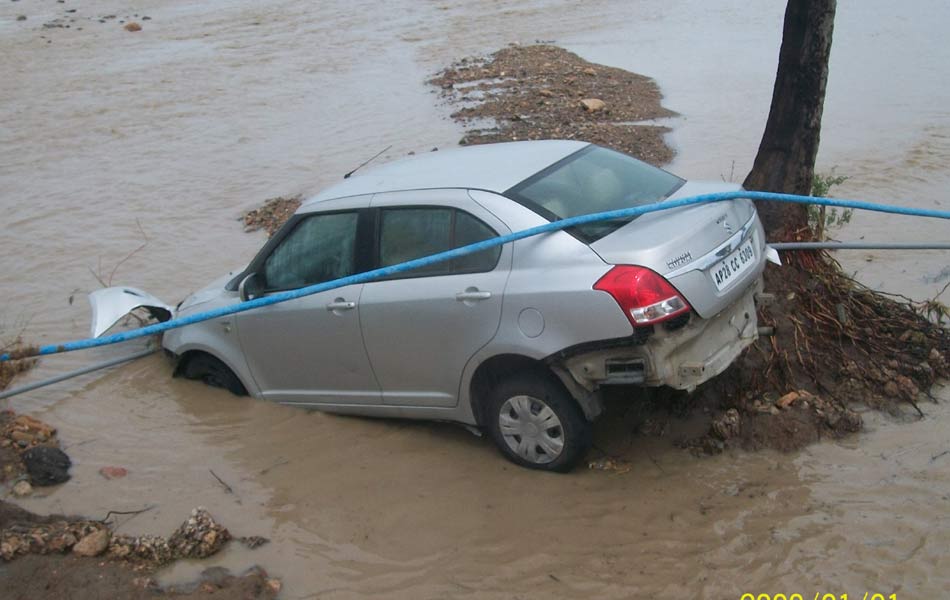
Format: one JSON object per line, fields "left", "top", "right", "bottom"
{"left": 262, "top": 211, "right": 359, "bottom": 290}
{"left": 451, "top": 211, "right": 501, "bottom": 272}
{"left": 378, "top": 207, "right": 501, "bottom": 277}
{"left": 380, "top": 208, "right": 453, "bottom": 276}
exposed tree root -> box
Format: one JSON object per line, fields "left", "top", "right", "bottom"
{"left": 684, "top": 250, "right": 948, "bottom": 453}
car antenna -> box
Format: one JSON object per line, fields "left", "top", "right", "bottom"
{"left": 343, "top": 145, "right": 392, "bottom": 179}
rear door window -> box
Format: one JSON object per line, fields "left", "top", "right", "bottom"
{"left": 378, "top": 207, "right": 501, "bottom": 277}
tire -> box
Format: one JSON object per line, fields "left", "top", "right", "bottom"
{"left": 486, "top": 371, "right": 591, "bottom": 472}
{"left": 180, "top": 354, "right": 247, "bottom": 396}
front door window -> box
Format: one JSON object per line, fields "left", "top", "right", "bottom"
{"left": 262, "top": 211, "right": 359, "bottom": 291}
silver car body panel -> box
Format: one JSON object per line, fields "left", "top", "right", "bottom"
{"left": 113, "top": 141, "right": 769, "bottom": 427}
{"left": 234, "top": 194, "right": 381, "bottom": 405}
{"left": 301, "top": 140, "right": 588, "bottom": 206}
{"left": 360, "top": 189, "right": 513, "bottom": 408}
{"left": 589, "top": 181, "right": 764, "bottom": 318}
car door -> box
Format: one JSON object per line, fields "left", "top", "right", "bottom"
{"left": 358, "top": 190, "right": 513, "bottom": 408}
{"left": 234, "top": 200, "right": 382, "bottom": 406}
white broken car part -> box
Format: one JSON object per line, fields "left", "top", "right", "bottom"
{"left": 88, "top": 286, "right": 174, "bottom": 338}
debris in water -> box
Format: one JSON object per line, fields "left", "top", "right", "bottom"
{"left": 587, "top": 456, "right": 632, "bottom": 474}
{"left": 243, "top": 195, "right": 302, "bottom": 237}
{"left": 429, "top": 44, "right": 676, "bottom": 164}
{"left": 99, "top": 466, "right": 128, "bottom": 480}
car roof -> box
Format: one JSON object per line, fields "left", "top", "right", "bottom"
{"left": 301, "top": 140, "right": 588, "bottom": 207}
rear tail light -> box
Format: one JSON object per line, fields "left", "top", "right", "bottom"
{"left": 593, "top": 265, "right": 691, "bottom": 326}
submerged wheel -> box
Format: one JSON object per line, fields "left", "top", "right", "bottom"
{"left": 486, "top": 372, "right": 590, "bottom": 472}
{"left": 180, "top": 354, "right": 247, "bottom": 396}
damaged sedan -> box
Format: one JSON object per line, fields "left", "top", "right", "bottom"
{"left": 92, "top": 140, "right": 769, "bottom": 471}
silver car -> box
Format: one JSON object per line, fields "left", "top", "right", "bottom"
{"left": 94, "top": 140, "right": 767, "bottom": 471}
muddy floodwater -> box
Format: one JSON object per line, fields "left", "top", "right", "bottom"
{"left": 2, "top": 0, "right": 949, "bottom": 597}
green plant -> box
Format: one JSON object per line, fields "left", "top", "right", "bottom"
{"left": 809, "top": 169, "right": 851, "bottom": 240}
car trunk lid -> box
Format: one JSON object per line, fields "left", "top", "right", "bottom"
{"left": 589, "top": 181, "right": 765, "bottom": 318}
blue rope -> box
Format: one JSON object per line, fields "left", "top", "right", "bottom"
{"left": 3, "top": 191, "right": 948, "bottom": 362}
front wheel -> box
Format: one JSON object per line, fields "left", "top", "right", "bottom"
{"left": 486, "top": 372, "right": 591, "bottom": 472}
{"left": 180, "top": 353, "right": 247, "bottom": 396}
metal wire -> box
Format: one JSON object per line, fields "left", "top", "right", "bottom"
{"left": 773, "top": 242, "right": 950, "bottom": 250}
{"left": 0, "top": 347, "right": 158, "bottom": 399}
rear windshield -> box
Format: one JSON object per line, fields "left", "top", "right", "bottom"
{"left": 505, "top": 145, "right": 684, "bottom": 242}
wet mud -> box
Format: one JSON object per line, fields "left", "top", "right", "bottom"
{"left": 2, "top": 0, "right": 950, "bottom": 598}
{"left": 242, "top": 196, "right": 303, "bottom": 238}
{"left": 430, "top": 44, "right": 675, "bottom": 164}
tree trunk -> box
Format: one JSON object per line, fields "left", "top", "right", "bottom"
{"left": 743, "top": 0, "right": 837, "bottom": 239}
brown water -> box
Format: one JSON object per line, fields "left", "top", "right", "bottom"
{"left": 2, "top": 0, "right": 949, "bottom": 597}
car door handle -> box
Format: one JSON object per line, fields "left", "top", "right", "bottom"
{"left": 326, "top": 300, "right": 356, "bottom": 311}
{"left": 456, "top": 290, "right": 492, "bottom": 301}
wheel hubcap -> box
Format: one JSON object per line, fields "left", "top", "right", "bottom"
{"left": 498, "top": 395, "right": 564, "bottom": 464}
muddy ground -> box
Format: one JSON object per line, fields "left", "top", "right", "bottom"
{"left": 429, "top": 44, "right": 675, "bottom": 165}
{"left": 0, "top": 409, "right": 280, "bottom": 599}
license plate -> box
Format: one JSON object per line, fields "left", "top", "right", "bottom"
{"left": 710, "top": 238, "right": 756, "bottom": 291}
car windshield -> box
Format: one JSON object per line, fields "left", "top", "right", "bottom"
{"left": 505, "top": 145, "right": 684, "bottom": 242}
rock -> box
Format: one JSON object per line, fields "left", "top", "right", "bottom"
{"left": 1, "top": 538, "right": 22, "bottom": 560}
{"left": 14, "top": 414, "right": 55, "bottom": 437}
{"left": 825, "top": 407, "right": 862, "bottom": 433}
{"left": 73, "top": 529, "right": 110, "bottom": 557}
{"left": 711, "top": 408, "right": 741, "bottom": 441}
{"left": 579, "top": 98, "right": 606, "bottom": 112}
{"left": 10, "top": 431, "right": 34, "bottom": 444}
{"left": 22, "top": 446, "right": 71, "bottom": 486}
{"left": 168, "top": 507, "right": 231, "bottom": 559}
{"left": 928, "top": 348, "right": 945, "bottom": 369}
{"left": 266, "top": 579, "right": 283, "bottom": 595}
{"left": 0, "top": 447, "right": 21, "bottom": 480}
{"left": 538, "top": 89, "right": 554, "bottom": 97}
{"left": 12, "top": 480, "right": 32, "bottom": 496}
{"left": 587, "top": 457, "right": 631, "bottom": 473}
{"left": 639, "top": 417, "right": 668, "bottom": 437}
{"left": 883, "top": 381, "right": 900, "bottom": 397}
{"left": 776, "top": 391, "right": 800, "bottom": 409}
{"left": 200, "top": 566, "right": 232, "bottom": 588}
{"left": 132, "top": 577, "right": 159, "bottom": 590}
{"left": 582, "top": 67, "right": 597, "bottom": 76}
{"left": 124, "top": 22, "right": 141, "bottom": 32}
{"left": 17, "top": 14, "right": 26, "bottom": 21}
{"left": 99, "top": 466, "right": 128, "bottom": 479}
{"left": 109, "top": 534, "right": 173, "bottom": 563}
{"left": 237, "top": 536, "right": 269, "bottom": 549}
{"left": 895, "top": 375, "right": 920, "bottom": 399}
{"left": 899, "top": 329, "right": 928, "bottom": 345}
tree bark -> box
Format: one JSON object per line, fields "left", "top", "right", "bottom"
{"left": 743, "top": 0, "right": 837, "bottom": 239}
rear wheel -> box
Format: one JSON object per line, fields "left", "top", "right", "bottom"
{"left": 180, "top": 354, "right": 247, "bottom": 396}
{"left": 486, "top": 372, "right": 590, "bottom": 472}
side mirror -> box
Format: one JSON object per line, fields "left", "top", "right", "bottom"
{"left": 238, "top": 272, "right": 261, "bottom": 302}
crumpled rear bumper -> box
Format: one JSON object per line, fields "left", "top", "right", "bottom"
{"left": 554, "top": 277, "right": 762, "bottom": 393}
